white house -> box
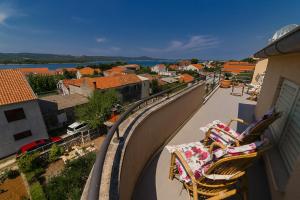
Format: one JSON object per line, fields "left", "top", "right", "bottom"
{"left": 151, "top": 64, "right": 167, "bottom": 73}
{"left": 184, "top": 64, "right": 204, "bottom": 73}
{"left": 0, "top": 69, "right": 48, "bottom": 158}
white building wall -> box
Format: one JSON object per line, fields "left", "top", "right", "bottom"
{"left": 0, "top": 100, "right": 48, "bottom": 158}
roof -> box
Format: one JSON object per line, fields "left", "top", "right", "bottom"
{"left": 152, "top": 64, "right": 166, "bottom": 70}
{"left": 179, "top": 74, "right": 194, "bottom": 83}
{"left": 95, "top": 74, "right": 141, "bottom": 89}
{"left": 160, "top": 77, "right": 178, "bottom": 84}
{"left": 56, "top": 68, "right": 77, "bottom": 73}
{"left": 168, "top": 64, "right": 179, "bottom": 70}
{"left": 254, "top": 26, "right": 300, "bottom": 58}
{"left": 19, "top": 67, "right": 55, "bottom": 75}
{"left": 222, "top": 62, "right": 255, "bottom": 73}
{"left": 191, "top": 64, "right": 203, "bottom": 70}
{"left": 0, "top": 69, "right": 36, "bottom": 106}
{"left": 138, "top": 73, "right": 157, "bottom": 81}
{"left": 63, "top": 78, "right": 85, "bottom": 87}
{"left": 39, "top": 93, "right": 88, "bottom": 110}
{"left": 79, "top": 67, "right": 101, "bottom": 75}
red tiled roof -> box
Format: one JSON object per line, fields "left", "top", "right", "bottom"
{"left": 19, "top": 67, "right": 55, "bottom": 75}
{"left": 223, "top": 62, "right": 255, "bottom": 73}
{"left": 191, "top": 64, "right": 203, "bottom": 70}
{"left": 95, "top": 74, "right": 141, "bottom": 89}
{"left": 179, "top": 73, "right": 194, "bottom": 83}
{"left": 79, "top": 67, "right": 101, "bottom": 75}
{"left": 168, "top": 64, "right": 179, "bottom": 70}
{"left": 0, "top": 69, "right": 36, "bottom": 106}
{"left": 56, "top": 68, "right": 77, "bottom": 74}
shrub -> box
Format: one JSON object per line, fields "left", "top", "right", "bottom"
{"left": 7, "top": 169, "right": 20, "bottom": 179}
{"left": 30, "top": 182, "right": 46, "bottom": 200}
{"left": 45, "top": 152, "right": 96, "bottom": 200}
{"left": 17, "top": 152, "right": 40, "bottom": 173}
{"left": 25, "top": 168, "right": 45, "bottom": 184}
{"left": 48, "top": 144, "right": 63, "bottom": 162}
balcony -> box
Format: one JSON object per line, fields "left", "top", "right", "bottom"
{"left": 82, "top": 82, "right": 271, "bottom": 200}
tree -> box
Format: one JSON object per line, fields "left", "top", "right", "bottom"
{"left": 48, "top": 144, "right": 63, "bottom": 162}
{"left": 63, "top": 69, "right": 76, "bottom": 79}
{"left": 241, "top": 57, "right": 256, "bottom": 64}
{"left": 191, "top": 58, "right": 199, "bottom": 64}
{"left": 75, "top": 90, "right": 120, "bottom": 129}
{"left": 27, "top": 74, "right": 63, "bottom": 94}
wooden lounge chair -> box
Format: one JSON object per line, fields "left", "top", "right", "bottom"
{"left": 168, "top": 141, "right": 269, "bottom": 200}
{"left": 202, "top": 109, "right": 281, "bottom": 147}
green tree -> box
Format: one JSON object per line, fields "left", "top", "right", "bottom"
{"left": 27, "top": 74, "right": 63, "bottom": 94}
{"left": 48, "top": 144, "right": 63, "bottom": 162}
{"left": 63, "top": 69, "right": 76, "bottom": 79}
{"left": 191, "top": 58, "right": 199, "bottom": 64}
{"left": 75, "top": 90, "right": 120, "bottom": 128}
{"left": 17, "top": 152, "right": 40, "bottom": 173}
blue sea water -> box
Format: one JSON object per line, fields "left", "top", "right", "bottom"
{"left": 0, "top": 60, "right": 176, "bottom": 70}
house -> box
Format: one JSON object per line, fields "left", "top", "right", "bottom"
{"left": 103, "top": 66, "right": 134, "bottom": 77}
{"left": 178, "top": 73, "right": 194, "bottom": 83}
{"left": 254, "top": 25, "right": 300, "bottom": 200}
{"left": 64, "top": 74, "right": 149, "bottom": 102}
{"left": 222, "top": 61, "right": 255, "bottom": 74}
{"left": 39, "top": 94, "right": 88, "bottom": 131}
{"left": 251, "top": 59, "right": 268, "bottom": 85}
{"left": 184, "top": 64, "right": 204, "bottom": 73}
{"left": 0, "top": 69, "right": 48, "bottom": 158}
{"left": 55, "top": 67, "right": 77, "bottom": 75}
{"left": 158, "top": 71, "right": 177, "bottom": 77}
{"left": 18, "top": 67, "right": 55, "bottom": 76}
{"left": 150, "top": 64, "right": 167, "bottom": 73}
{"left": 76, "top": 67, "right": 101, "bottom": 79}
{"left": 122, "top": 64, "right": 140, "bottom": 71}
{"left": 160, "top": 77, "right": 178, "bottom": 84}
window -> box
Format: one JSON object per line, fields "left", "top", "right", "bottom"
{"left": 4, "top": 108, "right": 26, "bottom": 122}
{"left": 13, "top": 130, "right": 32, "bottom": 141}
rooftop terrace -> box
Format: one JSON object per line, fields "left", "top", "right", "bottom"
{"left": 83, "top": 84, "right": 272, "bottom": 200}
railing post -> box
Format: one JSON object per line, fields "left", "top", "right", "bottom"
{"left": 116, "top": 127, "right": 120, "bottom": 140}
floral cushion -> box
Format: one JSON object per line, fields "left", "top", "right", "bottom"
{"left": 166, "top": 142, "right": 213, "bottom": 183}
{"left": 200, "top": 108, "right": 276, "bottom": 145}
{"left": 166, "top": 140, "right": 265, "bottom": 183}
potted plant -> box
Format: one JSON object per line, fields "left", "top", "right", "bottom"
{"left": 220, "top": 72, "right": 232, "bottom": 88}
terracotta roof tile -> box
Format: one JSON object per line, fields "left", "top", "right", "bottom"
{"left": 223, "top": 62, "right": 255, "bottom": 73}
{"left": 96, "top": 74, "right": 141, "bottom": 89}
{"left": 0, "top": 69, "right": 36, "bottom": 106}
{"left": 179, "top": 73, "right": 194, "bottom": 83}
{"left": 191, "top": 64, "right": 203, "bottom": 70}
{"left": 79, "top": 67, "right": 101, "bottom": 75}
{"left": 18, "top": 67, "right": 55, "bottom": 75}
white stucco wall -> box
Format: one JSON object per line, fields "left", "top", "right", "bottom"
{"left": 0, "top": 100, "right": 48, "bottom": 158}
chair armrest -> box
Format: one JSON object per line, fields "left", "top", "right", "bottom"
{"left": 227, "top": 118, "right": 249, "bottom": 127}
{"left": 205, "top": 127, "right": 240, "bottom": 146}
{"left": 173, "top": 151, "right": 196, "bottom": 183}
{"left": 209, "top": 142, "right": 226, "bottom": 154}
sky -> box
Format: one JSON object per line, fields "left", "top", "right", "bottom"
{"left": 0, "top": 0, "right": 299, "bottom": 60}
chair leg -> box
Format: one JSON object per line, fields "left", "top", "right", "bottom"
{"left": 192, "top": 183, "right": 198, "bottom": 200}
{"left": 241, "top": 174, "right": 248, "bottom": 200}
{"left": 169, "top": 153, "right": 176, "bottom": 180}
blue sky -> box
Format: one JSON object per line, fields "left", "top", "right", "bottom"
{"left": 0, "top": 0, "right": 299, "bottom": 59}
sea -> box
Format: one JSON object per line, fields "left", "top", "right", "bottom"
{"left": 0, "top": 59, "right": 176, "bottom": 70}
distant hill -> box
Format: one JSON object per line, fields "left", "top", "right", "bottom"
{"left": 0, "top": 53, "right": 161, "bottom": 64}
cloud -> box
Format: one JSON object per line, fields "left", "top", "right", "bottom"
{"left": 142, "top": 35, "right": 219, "bottom": 53}
{"left": 96, "top": 37, "right": 106, "bottom": 43}
{"left": 0, "top": 2, "right": 21, "bottom": 25}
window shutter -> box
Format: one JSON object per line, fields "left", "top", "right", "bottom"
{"left": 279, "top": 93, "right": 300, "bottom": 174}
{"left": 270, "top": 80, "right": 299, "bottom": 142}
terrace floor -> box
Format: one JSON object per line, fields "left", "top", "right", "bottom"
{"left": 133, "top": 88, "right": 271, "bottom": 200}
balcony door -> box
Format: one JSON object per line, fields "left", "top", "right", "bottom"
{"left": 271, "top": 79, "right": 300, "bottom": 175}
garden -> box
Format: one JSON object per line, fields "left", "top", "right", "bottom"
{"left": 16, "top": 144, "right": 96, "bottom": 200}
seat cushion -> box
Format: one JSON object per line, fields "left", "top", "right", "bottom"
{"left": 166, "top": 142, "right": 213, "bottom": 183}
{"left": 200, "top": 120, "right": 241, "bottom": 145}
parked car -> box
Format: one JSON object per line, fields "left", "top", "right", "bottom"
{"left": 16, "top": 136, "right": 62, "bottom": 157}
{"left": 67, "top": 122, "right": 89, "bottom": 135}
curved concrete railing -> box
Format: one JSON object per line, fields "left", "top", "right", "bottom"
{"left": 82, "top": 81, "right": 205, "bottom": 200}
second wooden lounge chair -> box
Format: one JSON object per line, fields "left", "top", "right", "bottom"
{"left": 200, "top": 108, "right": 281, "bottom": 147}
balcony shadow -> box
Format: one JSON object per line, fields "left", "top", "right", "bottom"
{"left": 237, "top": 103, "right": 271, "bottom": 200}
